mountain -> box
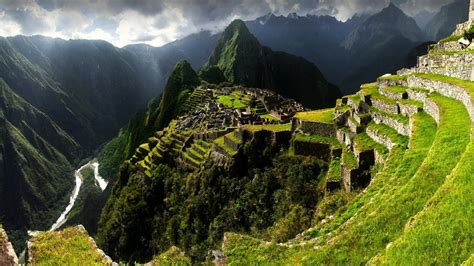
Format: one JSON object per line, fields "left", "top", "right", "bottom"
{"left": 340, "top": 3, "right": 425, "bottom": 91}
{"left": 0, "top": 35, "right": 171, "bottom": 249}
{"left": 0, "top": 79, "right": 79, "bottom": 248}
{"left": 206, "top": 20, "right": 340, "bottom": 109}
{"left": 424, "top": 0, "right": 469, "bottom": 41}
{"left": 156, "top": 61, "right": 200, "bottom": 129}
{"left": 244, "top": 8, "right": 428, "bottom": 92}
{"left": 245, "top": 13, "right": 365, "bottom": 83}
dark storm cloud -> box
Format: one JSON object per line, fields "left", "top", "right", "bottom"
{"left": 0, "top": 0, "right": 459, "bottom": 46}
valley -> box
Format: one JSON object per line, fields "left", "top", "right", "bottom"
{"left": 0, "top": 0, "right": 472, "bottom": 265}
{"left": 50, "top": 161, "right": 108, "bottom": 232}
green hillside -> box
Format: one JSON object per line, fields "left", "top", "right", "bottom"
{"left": 0, "top": 79, "right": 80, "bottom": 250}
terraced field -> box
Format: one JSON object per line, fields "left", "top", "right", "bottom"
{"left": 222, "top": 22, "right": 474, "bottom": 264}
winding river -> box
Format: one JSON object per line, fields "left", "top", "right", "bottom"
{"left": 49, "top": 161, "right": 108, "bottom": 231}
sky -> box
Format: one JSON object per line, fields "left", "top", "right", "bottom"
{"left": 0, "top": 0, "right": 456, "bottom": 48}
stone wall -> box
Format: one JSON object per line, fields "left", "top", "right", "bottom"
{"left": 274, "top": 131, "right": 292, "bottom": 146}
{"left": 342, "top": 166, "right": 370, "bottom": 193}
{"left": 366, "top": 127, "right": 396, "bottom": 150}
{"left": 428, "top": 41, "right": 462, "bottom": 53}
{"left": 294, "top": 119, "right": 337, "bottom": 137}
{"left": 224, "top": 134, "right": 240, "bottom": 151}
{"left": 371, "top": 98, "right": 399, "bottom": 114}
{"left": 293, "top": 140, "right": 332, "bottom": 161}
{"left": 406, "top": 88, "right": 428, "bottom": 102}
{"left": 399, "top": 102, "right": 421, "bottom": 117}
{"left": 416, "top": 53, "right": 474, "bottom": 81}
{"left": 371, "top": 111, "right": 410, "bottom": 136}
{"left": 454, "top": 21, "right": 472, "bottom": 36}
{"left": 408, "top": 76, "right": 474, "bottom": 122}
{"left": 423, "top": 98, "right": 441, "bottom": 124}
{"left": 397, "top": 68, "right": 417, "bottom": 77}
{"left": 377, "top": 77, "right": 408, "bottom": 88}
{"left": 379, "top": 87, "right": 407, "bottom": 100}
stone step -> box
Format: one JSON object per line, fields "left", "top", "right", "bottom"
{"left": 371, "top": 92, "right": 399, "bottom": 115}
{"left": 186, "top": 147, "right": 204, "bottom": 162}
{"left": 415, "top": 52, "right": 474, "bottom": 81}
{"left": 407, "top": 74, "right": 474, "bottom": 122}
{"left": 369, "top": 107, "right": 410, "bottom": 136}
{"left": 378, "top": 86, "right": 408, "bottom": 100}
{"left": 191, "top": 143, "right": 207, "bottom": 156}
{"left": 366, "top": 122, "right": 408, "bottom": 151}
{"left": 353, "top": 132, "right": 388, "bottom": 166}
{"left": 348, "top": 116, "right": 363, "bottom": 134}
{"left": 428, "top": 40, "right": 463, "bottom": 53}
{"left": 182, "top": 152, "right": 200, "bottom": 169}
{"left": 376, "top": 75, "right": 408, "bottom": 88}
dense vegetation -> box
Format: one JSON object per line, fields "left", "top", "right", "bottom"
{"left": 97, "top": 131, "right": 327, "bottom": 262}
{"left": 68, "top": 60, "right": 201, "bottom": 235}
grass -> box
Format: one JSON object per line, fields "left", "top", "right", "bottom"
{"left": 342, "top": 149, "right": 357, "bottom": 169}
{"left": 226, "top": 131, "right": 242, "bottom": 145}
{"left": 377, "top": 130, "right": 474, "bottom": 264}
{"left": 294, "top": 134, "right": 341, "bottom": 148}
{"left": 326, "top": 157, "right": 341, "bottom": 182}
{"left": 372, "top": 98, "right": 474, "bottom": 264}
{"left": 399, "top": 98, "right": 423, "bottom": 108}
{"left": 438, "top": 34, "right": 462, "bottom": 43}
{"left": 213, "top": 136, "right": 238, "bottom": 156}
{"left": 183, "top": 151, "right": 201, "bottom": 166}
{"left": 217, "top": 95, "right": 247, "bottom": 108}
{"left": 29, "top": 227, "right": 108, "bottom": 265}
{"left": 366, "top": 122, "right": 409, "bottom": 148}
{"left": 223, "top": 100, "right": 448, "bottom": 265}
{"left": 369, "top": 106, "right": 409, "bottom": 125}
{"left": 359, "top": 83, "right": 378, "bottom": 95}
{"left": 415, "top": 73, "right": 474, "bottom": 94}
{"left": 298, "top": 94, "right": 470, "bottom": 265}
{"left": 242, "top": 123, "right": 291, "bottom": 132}
{"left": 223, "top": 233, "right": 290, "bottom": 264}
{"left": 353, "top": 132, "right": 388, "bottom": 155}
{"left": 371, "top": 91, "right": 398, "bottom": 105}
{"left": 381, "top": 85, "right": 407, "bottom": 94}
{"left": 150, "top": 246, "right": 191, "bottom": 265}
{"left": 429, "top": 49, "right": 474, "bottom": 56}
{"left": 294, "top": 108, "right": 334, "bottom": 124}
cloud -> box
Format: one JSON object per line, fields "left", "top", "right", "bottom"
{"left": 0, "top": 0, "right": 459, "bottom": 47}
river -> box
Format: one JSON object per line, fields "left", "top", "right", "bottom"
{"left": 49, "top": 161, "right": 108, "bottom": 231}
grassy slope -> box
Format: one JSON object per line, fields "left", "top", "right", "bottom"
{"left": 224, "top": 107, "right": 442, "bottom": 264}
{"left": 373, "top": 77, "right": 474, "bottom": 264}
{"left": 30, "top": 227, "right": 107, "bottom": 265}
{"left": 298, "top": 95, "right": 469, "bottom": 264}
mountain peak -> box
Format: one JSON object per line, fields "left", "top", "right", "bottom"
{"left": 225, "top": 19, "right": 250, "bottom": 35}
{"left": 380, "top": 1, "right": 404, "bottom": 16}
{"left": 207, "top": 19, "right": 261, "bottom": 70}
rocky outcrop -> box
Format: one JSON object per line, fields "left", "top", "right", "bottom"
{"left": 0, "top": 227, "right": 18, "bottom": 266}
{"left": 27, "top": 225, "right": 115, "bottom": 266}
